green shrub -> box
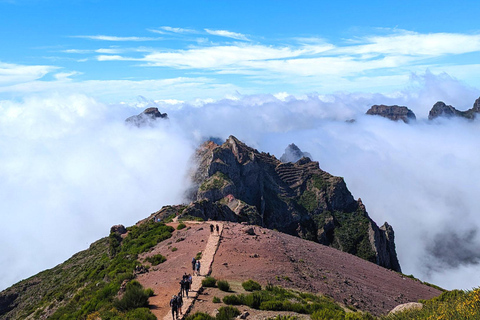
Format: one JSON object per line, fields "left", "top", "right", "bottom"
{"left": 242, "top": 279, "right": 261, "bottom": 291}
{"left": 223, "top": 295, "right": 244, "bottom": 305}
{"left": 202, "top": 276, "right": 217, "bottom": 287}
{"left": 216, "top": 306, "right": 241, "bottom": 320}
{"left": 114, "top": 281, "right": 150, "bottom": 311}
{"left": 185, "top": 312, "right": 215, "bottom": 320}
{"left": 145, "top": 254, "right": 167, "bottom": 266}
{"left": 213, "top": 296, "right": 221, "bottom": 303}
{"left": 311, "top": 308, "right": 345, "bottom": 320}
{"left": 177, "top": 223, "right": 187, "bottom": 230}
{"left": 195, "top": 251, "right": 202, "bottom": 260}
{"left": 145, "top": 288, "right": 154, "bottom": 297}
{"left": 345, "top": 312, "right": 375, "bottom": 320}
{"left": 125, "top": 307, "right": 157, "bottom": 320}
{"left": 243, "top": 292, "right": 262, "bottom": 309}
{"left": 171, "top": 247, "right": 178, "bottom": 252}
{"left": 217, "top": 280, "right": 231, "bottom": 292}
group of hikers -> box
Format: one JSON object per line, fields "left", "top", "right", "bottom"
{"left": 169, "top": 225, "right": 220, "bottom": 320}
{"left": 169, "top": 272, "right": 193, "bottom": 319}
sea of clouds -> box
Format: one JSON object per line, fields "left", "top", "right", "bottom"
{"left": 1, "top": 72, "right": 480, "bottom": 291}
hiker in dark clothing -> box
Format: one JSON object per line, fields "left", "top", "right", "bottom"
{"left": 170, "top": 295, "right": 179, "bottom": 320}
{"left": 191, "top": 257, "right": 196, "bottom": 272}
{"left": 182, "top": 273, "right": 190, "bottom": 297}
{"left": 176, "top": 292, "right": 184, "bottom": 316}
{"left": 210, "top": 224, "right": 214, "bottom": 232}
{"left": 216, "top": 224, "right": 219, "bottom": 233}
{"left": 180, "top": 278, "right": 186, "bottom": 297}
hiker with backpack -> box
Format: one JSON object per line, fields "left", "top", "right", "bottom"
{"left": 170, "top": 295, "right": 179, "bottom": 320}
{"left": 176, "top": 292, "right": 184, "bottom": 316}
{"left": 179, "top": 278, "right": 186, "bottom": 297}
{"left": 191, "top": 257, "right": 196, "bottom": 273}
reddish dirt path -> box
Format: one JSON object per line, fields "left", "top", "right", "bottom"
{"left": 136, "top": 222, "right": 223, "bottom": 320}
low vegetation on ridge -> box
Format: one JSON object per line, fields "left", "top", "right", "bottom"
{"left": 1, "top": 220, "right": 174, "bottom": 319}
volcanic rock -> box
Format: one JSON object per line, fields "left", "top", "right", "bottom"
{"left": 366, "top": 105, "right": 416, "bottom": 123}
{"left": 183, "top": 135, "right": 401, "bottom": 271}
{"left": 280, "top": 143, "right": 312, "bottom": 163}
{"left": 125, "top": 107, "right": 168, "bottom": 127}
{"left": 428, "top": 98, "right": 480, "bottom": 120}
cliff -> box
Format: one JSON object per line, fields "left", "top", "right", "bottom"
{"left": 366, "top": 105, "right": 416, "bottom": 123}
{"left": 172, "top": 136, "right": 401, "bottom": 271}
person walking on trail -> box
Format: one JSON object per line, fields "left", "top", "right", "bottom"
{"left": 176, "top": 292, "right": 184, "bottom": 316}
{"left": 216, "top": 224, "right": 219, "bottom": 233}
{"left": 183, "top": 273, "right": 190, "bottom": 297}
{"left": 179, "top": 278, "right": 186, "bottom": 297}
{"left": 210, "top": 224, "right": 214, "bottom": 232}
{"left": 195, "top": 260, "right": 201, "bottom": 276}
{"left": 191, "top": 257, "right": 196, "bottom": 273}
{"left": 170, "top": 295, "right": 179, "bottom": 320}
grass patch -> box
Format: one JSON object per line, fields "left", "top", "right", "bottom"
{"left": 177, "top": 223, "right": 187, "bottom": 230}
{"left": 217, "top": 280, "right": 231, "bottom": 292}
{"left": 195, "top": 251, "right": 202, "bottom": 260}
{"left": 221, "top": 285, "right": 363, "bottom": 318}
{"left": 242, "top": 279, "right": 261, "bottom": 291}
{"left": 202, "top": 276, "right": 217, "bottom": 287}
{"left": 145, "top": 254, "right": 166, "bottom": 266}
{"left": 213, "top": 296, "right": 221, "bottom": 303}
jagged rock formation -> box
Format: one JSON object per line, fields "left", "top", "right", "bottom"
{"left": 366, "top": 105, "right": 416, "bottom": 123}
{"left": 428, "top": 98, "right": 480, "bottom": 120}
{"left": 125, "top": 107, "right": 168, "bottom": 127}
{"left": 169, "top": 136, "right": 401, "bottom": 271}
{"left": 279, "top": 143, "right": 312, "bottom": 163}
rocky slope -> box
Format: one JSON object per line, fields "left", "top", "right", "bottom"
{"left": 366, "top": 105, "right": 416, "bottom": 123}
{"left": 156, "top": 136, "right": 401, "bottom": 272}
{"left": 125, "top": 107, "right": 168, "bottom": 127}
{"left": 428, "top": 98, "right": 480, "bottom": 120}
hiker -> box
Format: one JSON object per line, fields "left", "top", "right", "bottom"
{"left": 182, "top": 273, "right": 190, "bottom": 297}
{"left": 170, "top": 295, "right": 179, "bottom": 320}
{"left": 179, "top": 278, "right": 186, "bottom": 297}
{"left": 210, "top": 224, "right": 214, "bottom": 232}
{"left": 216, "top": 224, "right": 219, "bottom": 233}
{"left": 195, "top": 260, "right": 201, "bottom": 276}
{"left": 185, "top": 274, "right": 192, "bottom": 297}
{"left": 176, "top": 292, "right": 184, "bottom": 316}
{"left": 191, "top": 257, "right": 196, "bottom": 273}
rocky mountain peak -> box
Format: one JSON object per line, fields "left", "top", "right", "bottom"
{"left": 366, "top": 105, "right": 416, "bottom": 123}
{"left": 125, "top": 107, "right": 168, "bottom": 127}
{"left": 280, "top": 143, "right": 312, "bottom": 163}
{"left": 428, "top": 97, "right": 480, "bottom": 120}
{"left": 178, "top": 136, "right": 401, "bottom": 271}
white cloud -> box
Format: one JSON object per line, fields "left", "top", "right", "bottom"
{"left": 0, "top": 61, "right": 57, "bottom": 85}
{"left": 151, "top": 26, "right": 197, "bottom": 34}
{"left": 73, "top": 35, "right": 159, "bottom": 41}
{"left": 204, "top": 28, "right": 250, "bottom": 41}
{"left": 1, "top": 74, "right": 480, "bottom": 292}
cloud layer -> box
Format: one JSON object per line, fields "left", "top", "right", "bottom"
{"left": 1, "top": 72, "right": 480, "bottom": 292}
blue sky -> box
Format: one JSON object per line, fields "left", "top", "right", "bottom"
{"left": 4, "top": 0, "right": 480, "bottom": 292}
{"left": 2, "top": 0, "right": 480, "bottom": 102}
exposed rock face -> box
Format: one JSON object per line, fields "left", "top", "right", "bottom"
{"left": 389, "top": 302, "right": 423, "bottom": 314}
{"left": 366, "top": 105, "right": 416, "bottom": 123}
{"left": 125, "top": 107, "right": 168, "bottom": 127}
{"left": 181, "top": 136, "right": 401, "bottom": 271}
{"left": 428, "top": 99, "right": 480, "bottom": 120}
{"left": 280, "top": 143, "right": 312, "bottom": 163}
{"left": 110, "top": 224, "right": 126, "bottom": 235}
{"left": 0, "top": 292, "right": 18, "bottom": 316}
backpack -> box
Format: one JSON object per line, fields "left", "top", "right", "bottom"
{"left": 170, "top": 296, "right": 178, "bottom": 309}
{"left": 176, "top": 295, "right": 183, "bottom": 306}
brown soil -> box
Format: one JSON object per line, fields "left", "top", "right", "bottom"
{"left": 137, "top": 221, "right": 441, "bottom": 319}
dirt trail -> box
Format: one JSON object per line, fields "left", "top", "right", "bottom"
{"left": 161, "top": 222, "right": 223, "bottom": 320}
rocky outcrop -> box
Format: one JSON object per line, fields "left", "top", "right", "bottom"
{"left": 280, "top": 143, "right": 312, "bottom": 163}
{"left": 181, "top": 136, "right": 401, "bottom": 271}
{"left": 125, "top": 107, "right": 168, "bottom": 127}
{"left": 366, "top": 105, "right": 416, "bottom": 123}
{"left": 0, "top": 292, "right": 18, "bottom": 316}
{"left": 110, "top": 224, "right": 126, "bottom": 235}
{"left": 428, "top": 98, "right": 480, "bottom": 120}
